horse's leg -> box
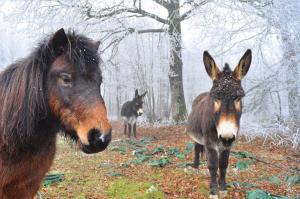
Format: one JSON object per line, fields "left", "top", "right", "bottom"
{"left": 193, "top": 142, "right": 201, "bottom": 168}
{"left": 128, "top": 124, "right": 132, "bottom": 138}
{"left": 218, "top": 149, "right": 230, "bottom": 198}
{"left": 200, "top": 144, "right": 206, "bottom": 161}
{"left": 133, "top": 123, "right": 137, "bottom": 138}
{"left": 124, "top": 122, "right": 127, "bottom": 135}
{"left": 206, "top": 146, "right": 219, "bottom": 199}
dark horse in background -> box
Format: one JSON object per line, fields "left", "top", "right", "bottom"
{"left": 121, "top": 89, "right": 146, "bottom": 138}
{"left": 187, "top": 50, "right": 252, "bottom": 199}
{"left": 0, "top": 28, "right": 112, "bottom": 199}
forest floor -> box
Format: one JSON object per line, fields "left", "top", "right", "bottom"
{"left": 40, "top": 122, "right": 300, "bottom": 199}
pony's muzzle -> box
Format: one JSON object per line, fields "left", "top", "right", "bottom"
{"left": 81, "top": 128, "right": 112, "bottom": 154}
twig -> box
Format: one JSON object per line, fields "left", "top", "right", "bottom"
{"left": 231, "top": 150, "right": 300, "bottom": 174}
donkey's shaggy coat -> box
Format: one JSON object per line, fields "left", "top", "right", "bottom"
{"left": 187, "top": 50, "right": 252, "bottom": 199}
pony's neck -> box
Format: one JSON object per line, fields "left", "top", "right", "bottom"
{"left": 5, "top": 116, "right": 59, "bottom": 158}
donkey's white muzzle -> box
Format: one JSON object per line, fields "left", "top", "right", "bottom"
{"left": 137, "top": 108, "right": 143, "bottom": 116}
{"left": 216, "top": 120, "right": 238, "bottom": 140}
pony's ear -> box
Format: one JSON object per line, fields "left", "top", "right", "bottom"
{"left": 93, "top": 41, "right": 101, "bottom": 51}
{"left": 51, "top": 28, "right": 68, "bottom": 55}
{"left": 140, "top": 91, "right": 147, "bottom": 98}
{"left": 233, "top": 49, "right": 252, "bottom": 80}
{"left": 135, "top": 89, "right": 139, "bottom": 98}
{"left": 203, "top": 51, "right": 220, "bottom": 81}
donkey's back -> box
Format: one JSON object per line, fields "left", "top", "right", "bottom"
{"left": 121, "top": 101, "right": 133, "bottom": 117}
{"left": 191, "top": 92, "right": 210, "bottom": 110}
{"left": 187, "top": 92, "right": 211, "bottom": 145}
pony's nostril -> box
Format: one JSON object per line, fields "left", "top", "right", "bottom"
{"left": 89, "top": 128, "right": 102, "bottom": 141}
{"left": 82, "top": 128, "right": 111, "bottom": 154}
{"left": 89, "top": 128, "right": 112, "bottom": 143}
{"left": 103, "top": 130, "right": 112, "bottom": 143}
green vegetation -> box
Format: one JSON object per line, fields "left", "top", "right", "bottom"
{"left": 106, "top": 179, "right": 165, "bottom": 199}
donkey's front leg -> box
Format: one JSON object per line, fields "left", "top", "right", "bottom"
{"left": 133, "top": 123, "right": 137, "bottom": 138}
{"left": 123, "top": 123, "right": 127, "bottom": 135}
{"left": 218, "top": 149, "right": 230, "bottom": 198}
{"left": 206, "top": 147, "right": 219, "bottom": 199}
{"left": 193, "top": 142, "right": 203, "bottom": 168}
{"left": 128, "top": 124, "right": 132, "bottom": 138}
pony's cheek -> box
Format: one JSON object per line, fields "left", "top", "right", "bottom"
{"left": 56, "top": 86, "right": 73, "bottom": 106}
{"left": 48, "top": 94, "right": 61, "bottom": 117}
{"left": 48, "top": 95, "right": 78, "bottom": 128}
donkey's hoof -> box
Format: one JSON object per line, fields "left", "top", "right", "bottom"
{"left": 219, "top": 190, "right": 228, "bottom": 198}
{"left": 191, "top": 163, "right": 199, "bottom": 169}
{"left": 209, "top": 194, "right": 219, "bottom": 199}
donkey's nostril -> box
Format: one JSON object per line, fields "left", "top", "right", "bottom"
{"left": 219, "top": 135, "right": 235, "bottom": 146}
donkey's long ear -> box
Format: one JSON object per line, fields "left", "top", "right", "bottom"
{"left": 51, "top": 28, "right": 68, "bottom": 56}
{"left": 233, "top": 49, "right": 252, "bottom": 80}
{"left": 135, "top": 89, "right": 139, "bottom": 98}
{"left": 203, "top": 51, "right": 220, "bottom": 81}
{"left": 140, "top": 91, "right": 147, "bottom": 98}
{"left": 93, "top": 41, "right": 101, "bottom": 51}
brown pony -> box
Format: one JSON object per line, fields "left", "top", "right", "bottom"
{"left": 0, "top": 28, "right": 112, "bottom": 199}
{"left": 187, "top": 50, "right": 252, "bottom": 199}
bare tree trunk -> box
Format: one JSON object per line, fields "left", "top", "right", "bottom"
{"left": 151, "top": 86, "right": 156, "bottom": 122}
{"left": 167, "top": 0, "right": 187, "bottom": 123}
{"left": 116, "top": 63, "right": 122, "bottom": 120}
{"left": 116, "top": 85, "right": 121, "bottom": 120}
{"left": 281, "top": 32, "right": 299, "bottom": 132}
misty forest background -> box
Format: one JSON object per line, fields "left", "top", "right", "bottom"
{"left": 0, "top": 0, "right": 299, "bottom": 149}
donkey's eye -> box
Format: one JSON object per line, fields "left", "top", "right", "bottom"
{"left": 59, "top": 73, "right": 72, "bottom": 87}
{"left": 234, "top": 98, "right": 241, "bottom": 104}
{"left": 234, "top": 97, "right": 241, "bottom": 101}
{"left": 214, "top": 99, "right": 221, "bottom": 113}
{"left": 234, "top": 99, "right": 241, "bottom": 112}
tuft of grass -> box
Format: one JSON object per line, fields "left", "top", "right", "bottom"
{"left": 198, "top": 182, "right": 209, "bottom": 197}
{"left": 106, "top": 178, "right": 165, "bottom": 199}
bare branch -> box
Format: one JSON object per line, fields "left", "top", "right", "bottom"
{"left": 131, "top": 28, "right": 166, "bottom": 34}
{"left": 180, "top": 0, "right": 210, "bottom": 21}
{"left": 88, "top": 6, "right": 168, "bottom": 24}
{"left": 152, "top": 0, "right": 170, "bottom": 9}
{"left": 235, "top": 0, "right": 274, "bottom": 18}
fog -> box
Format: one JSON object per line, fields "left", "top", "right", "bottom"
{"left": 0, "top": 0, "right": 299, "bottom": 149}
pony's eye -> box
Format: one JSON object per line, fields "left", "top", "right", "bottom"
{"left": 59, "top": 73, "right": 72, "bottom": 87}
